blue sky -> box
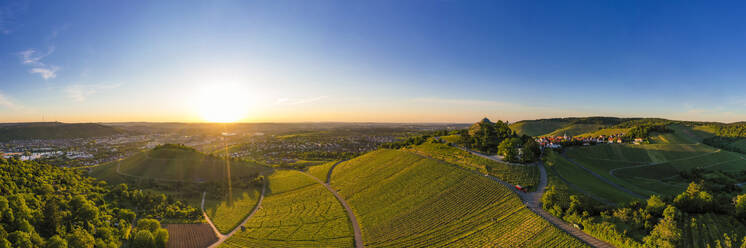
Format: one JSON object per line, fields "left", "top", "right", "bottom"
{"left": 1, "top": 0, "right": 746, "bottom": 123}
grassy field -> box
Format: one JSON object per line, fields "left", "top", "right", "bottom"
{"left": 544, "top": 151, "right": 639, "bottom": 203}
{"left": 221, "top": 170, "right": 354, "bottom": 247}
{"left": 408, "top": 143, "right": 540, "bottom": 190}
{"left": 329, "top": 149, "right": 587, "bottom": 247}
{"left": 204, "top": 186, "right": 263, "bottom": 233}
{"left": 90, "top": 146, "right": 268, "bottom": 183}
{"left": 307, "top": 160, "right": 339, "bottom": 181}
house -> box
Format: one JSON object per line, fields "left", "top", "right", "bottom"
{"left": 634, "top": 138, "right": 643, "bottom": 144}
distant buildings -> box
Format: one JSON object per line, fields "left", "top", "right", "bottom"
{"left": 536, "top": 132, "right": 628, "bottom": 149}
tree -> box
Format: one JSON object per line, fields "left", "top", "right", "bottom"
{"left": 673, "top": 182, "right": 713, "bottom": 213}
{"left": 66, "top": 228, "right": 95, "bottom": 248}
{"left": 735, "top": 194, "right": 746, "bottom": 219}
{"left": 41, "top": 198, "right": 62, "bottom": 237}
{"left": 646, "top": 195, "right": 666, "bottom": 217}
{"left": 498, "top": 137, "right": 522, "bottom": 162}
{"left": 46, "top": 235, "right": 68, "bottom": 248}
{"left": 137, "top": 218, "right": 161, "bottom": 233}
{"left": 521, "top": 138, "right": 540, "bottom": 162}
{"left": 643, "top": 205, "right": 682, "bottom": 248}
{"left": 131, "top": 230, "right": 155, "bottom": 248}
{"left": 7, "top": 231, "right": 32, "bottom": 248}
{"left": 154, "top": 228, "right": 169, "bottom": 248}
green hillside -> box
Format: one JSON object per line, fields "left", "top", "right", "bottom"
{"left": 222, "top": 170, "right": 354, "bottom": 247}
{"left": 408, "top": 142, "right": 539, "bottom": 190}
{"left": 510, "top": 117, "right": 638, "bottom": 137}
{"left": 329, "top": 149, "right": 587, "bottom": 247}
{"left": 91, "top": 144, "right": 269, "bottom": 184}
{"left": 0, "top": 122, "right": 123, "bottom": 141}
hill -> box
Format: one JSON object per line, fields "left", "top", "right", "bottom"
{"left": 510, "top": 117, "right": 640, "bottom": 137}
{"left": 328, "top": 149, "right": 587, "bottom": 247}
{"left": 0, "top": 122, "right": 123, "bottom": 141}
{"left": 91, "top": 144, "right": 269, "bottom": 184}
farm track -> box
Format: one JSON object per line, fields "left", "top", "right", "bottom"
{"left": 302, "top": 170, "right": 364, "bottom": 248}
{"left": 560, "top": 153, "right": 646, "bottom": 199}
{"left": 205, "top": 176, "right": 267, "bottom": 248}
{"left": 458, "top": 149, "right": 615, "bottom": 248}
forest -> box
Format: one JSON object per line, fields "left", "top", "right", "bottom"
{"left": 0, "top": 157, "right": 200, "bottom": 247}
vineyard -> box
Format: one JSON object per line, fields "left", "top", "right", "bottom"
{"left": 408, "top": 143, "right": 539, "bottom": 190}
{"left": 681, "top": 213, "right": 746, "bottom": 248}
{"left": 329, "top": 149, "right": 586, "bottom": 247}
{"left": 204, "top": 186, "right": 263, "bottom": 233}
{"left": 165, "top": 224, "right": 218, "bottom": 248}
{"left": 220, "top": 170, "right": 354, "bottom": 247}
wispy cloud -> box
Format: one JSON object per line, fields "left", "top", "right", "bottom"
{"left": 18, "top": 46, "right": 60, "bottom": 80}
{"left": 0, "top": 92, "right": 21, "bottom": 111}
{"left": 275, "top": 96, "right": 328, "bottom": 105}
{"left": 65, "top": 83, "right": 121, "bottom": 102}
{"left": 30, "top": 66, "right": 60, "bottom": 80}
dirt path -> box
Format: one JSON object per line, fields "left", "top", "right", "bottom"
{"left": 560, "top": 154, "right": 646, "bottom": 199}
{"left": 205, "top": 177, "right": 267, "bottom": 248}
{"left": 326, "top": 160, "right": 346, "bottom": 184}
{"left": 302, "top": 171, "right": 364, "bottom": 248}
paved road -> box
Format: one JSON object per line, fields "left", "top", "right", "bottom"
{"left": 205, "top": 177, "right": 267, "bottom": 248}
{"left": 560, "top": 154, "right": 646, "bottom": 199}
{"left": 326, "top": 160, "right": 346, "bottom": 184}
{"left": 303, "top": 171, "right": 365, "bottom": 248}
{"left": 461, "top": 149, "right": 615, "bottom": 248}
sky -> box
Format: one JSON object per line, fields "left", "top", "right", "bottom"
{"left": 1, "top": 0, "right": 746, "bottom": 123}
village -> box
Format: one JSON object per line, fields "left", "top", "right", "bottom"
{"left": 535, "top": 132, "right": 645, "bottom": 149}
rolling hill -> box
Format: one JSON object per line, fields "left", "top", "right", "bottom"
{"left": 0, "top": 122, "right": 123, "bottom": 141}
{"left": 90, "top": 144, "right": 269, "bottom": 184}
{"left": 328, "top": 149, "right": 587, "bottom": 247}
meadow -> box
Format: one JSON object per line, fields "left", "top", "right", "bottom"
{"left": 329, "top": 149, "right": 587, "bottom": 247}
{"left": 221, "top": 170, "right": 354, "bottom": 247}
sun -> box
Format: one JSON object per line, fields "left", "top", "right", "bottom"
{"left": 195, "top": 83, "right": 250, "bottom": 123}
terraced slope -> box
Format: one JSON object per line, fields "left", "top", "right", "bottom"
{"left": 330, "top": 149, "right": 588, "bottom": 247}
{"left": 221, "top": 170, "right": 354, "bottom": 247}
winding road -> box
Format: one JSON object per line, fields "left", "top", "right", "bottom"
{"left": 303, "top": 170, "right": 364, "bottom": 248}
{"left": 461, "top": 149, "right": 615, "bottom": 248}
